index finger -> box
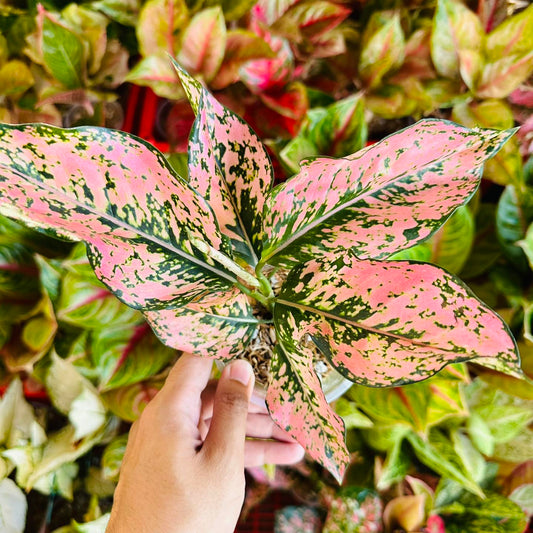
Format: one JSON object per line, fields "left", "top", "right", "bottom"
{"left": 158, "top": 352, "right": 215, "bottom": 423}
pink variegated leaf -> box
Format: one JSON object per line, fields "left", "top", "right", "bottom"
{"left": 274, "top": 255, "right": 521, "bottom": 386}
{"left": 144, "top": 289, "right": 258, "bottom": 360}
{"left": 252, "top": 0, "right": 302, "bottom": 26}
{"left": 278, "top": 1, "right": 351, "bottom": 41}
{"left": 0, "top": 123, "right": 242, "bottom": 310}
{"left": 261, "top": 119, "right": 515, "bottom": 268}
{"left": 175, "top": 65, "right": 273, "bottom": 264}
{"left": 267, "top": 340, "right": 349, "bottom": 482}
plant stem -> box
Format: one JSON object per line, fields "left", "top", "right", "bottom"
{"left": 235, "top": 281, "right": 272, "bottom": 309}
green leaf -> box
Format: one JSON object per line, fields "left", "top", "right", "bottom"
{"left": 452, "top": 100, "right": 523, "bottom": 186}
{"left": 334, "top": 397, "right": 373, "bottom": 429}
{"left": 460, "top": 203, "right": 501, "bottom": 279}
{"left": 305, "top": 94, "right": 367, "bottom": 158}
{"left": 477, "top": 51, "right": 533, "bottom": 99}
{"left": 493, "top": 428, "right": 533, "bottom": 463}
{"left": 262, "top": 120, "right": 515, "bottom": 268}
{"left": 102, "top": 379, "right": 163, "bottom": 421}
{"left": 377, "top": 439, "right": 410, "bottom": 490}
{"left": 518, "top": 222, "right": 533, "bottom": 270}
{"left": 467, "top": 412, "right": 495, "bottom": 456}
{"left": 509, "top": 484, "right": 533, "bottom": 518}
{"left": 0, "top": 243, "right": 40, "bottom": 298}
{"left": 348, "top": 366, "right": 468, "bottom": 433}
{"left": 176, "top": 7, "right": 226, "bottom": 83}
{"left": 91, "top": 0, "right": 140, "bottom": 26}
{"left": 102, "top": 434, "right": 127, "bottom": 482}
{"left": 451, "top": 430, "right": 487, "bottom": 483}
{"left": 57, "top": 272, "right": 141, "bottom": 329}
{"left": 91, "top": 323, "right": 176, "bottom": 390}
{"left": 137, "top": 0, "right": 188, "bottom": 57}
{"left": 279, "top": 136, "right": 319, "bottom": 174}
{"left": 41, "top": 7, "right": 85, "bottom": 89}
{"left": 496, "top": 185, "right": 533, "bottom": 271}
{"left": 443, "top": 492, "right": 528, "bottom": 533}
{"left": 359, "top": 11, "right": 405, "bottom": 89}
{"left": 407, "top": 430, "right": 483, "bottom": 496}
{"left": 430, "top": 0, "right": 485, "bottom": 80}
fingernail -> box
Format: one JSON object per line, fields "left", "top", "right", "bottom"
{"left": 228, "top": 360, "right": 253, "bottom": 386}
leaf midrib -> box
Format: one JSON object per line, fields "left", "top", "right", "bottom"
{"left": 4, "top": 166, "right": 238, "bottom": 286}
{"left": 277, "top": 299, "right": 472, "bottom": 355}
{"left": 263, "top": 133, "right": 494, "bottom": 264}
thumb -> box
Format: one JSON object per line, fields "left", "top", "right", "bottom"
{"left": 202, "top": 360, "right": 254, "bottom": 463}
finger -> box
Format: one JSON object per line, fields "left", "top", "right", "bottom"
{"left": 201, "top": 359, "right": 254, "bottom": 464}
{"left": 244, "top": 440, "right": 305, "bottom": 468}
{"left": 200, "top": 413, "right": 299, "bottom": 442}
{"left": 158, "top": 352, "right": 214, "bottom": 426}
{"left": 201, "top": 383, "right": 268, "bottom": 421}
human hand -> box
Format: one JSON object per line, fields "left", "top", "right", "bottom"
{"left": 106, "top": 353, "right": 304, "bottom": 533}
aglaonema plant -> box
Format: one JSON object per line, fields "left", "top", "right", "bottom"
{"left": 0, "top": 63, "right": 523, "bottom": 482}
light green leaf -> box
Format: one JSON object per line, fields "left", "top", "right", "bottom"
{"left": 102, "top": 379, "right": 163, "bottom": 422}
{"left": 68, "top": 387, "right": 107, "bottom": 440}
{"left": 279, "top": 136, "right": 319, "bottom": 174}
{"left": 137, "top": 0, "right": 188, "bottom": 57}
{"left": 0, "top": 60, "right": 33, "bottom": 96}
{"left": 0, "top": 478, "right": 26, "bottom": 533}
{"left": 431, "top": 0, "right": 485, "bottom": 80}
{"left": 125, "top": 55, "right": 185, "bottom": 100}
{"left": 486, "top": 3, "right": 533, "bottom": 61}
{"left": 57, "top": 272, "right": 142, "bottom": 329}
{"left": 359, "top": 11, "right": 405, "bottom": 89}
{"left": 509, "top": 484, "right": 533, "bottom": 518}
{"left": 41, "top": 8, "right": 85, "bottom": 89}
{"left": 91, "top": 324, "right": 176, "bottom": 390}
{"left": 451, "top": 430, "right": 487, "bottom": 483}
{"left": 467, "top": 412, "right": 495, "bottom": 456}
{"left": 91, "top": 0, "right": 140, "bottom": 26}
{"left": 407, "top": 430, "right": 483, "bottom": 496}
{"left": 334, "top": 398, "right": 373, "bottom": 429}
{"left": 102, "top": 434, "right": 128, "bottom": 481}
{"left": 377, "top": 439, "right": 410, "bottom": 490}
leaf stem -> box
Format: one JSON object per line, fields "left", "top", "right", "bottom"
{"left": 235, "top": 281, "right": 272, "bottom": 310}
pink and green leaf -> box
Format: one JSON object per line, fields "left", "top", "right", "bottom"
{"left": 430, "top": 0, "right": 485, "bottom": 80}
{"left": 0, "top": 123, "right": 239, "bottom": 310}
{"left": 274, "top": 254, "right": 521, "bottom": 387}
{"left": 261, "top": 119, "right": 514, "bottom": 268}
{"left": 211, "top": 30, "right": 275, "bottom": 90}
{"left": 91, "top": 323, "right": 176, "bottom": 390}
{"left": 176, "top": 7, "right": 227, "bottom": 84}
{"left": 144, "top": 289, "right": 258, "bottom": 359}
{"left": 267, "top": 338, "right": 349, "bottom": 482}
{"left": 176, "top": 65, "right": 273, "bottom": 264}
{"left": 359, "top": 11, "right": 405, "bottom": 89}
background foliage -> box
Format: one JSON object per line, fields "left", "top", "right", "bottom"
{"left": 0, "top": 0, "right": 532, "bottom": 531}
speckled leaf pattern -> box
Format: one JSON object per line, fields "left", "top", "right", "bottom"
{"left": 275, "top": 254, "right": 521, "bottom": 386}
{"left": 0, "top": 124, "right": 240, "bottom": 310}
{"left": 176, "top": 65, "right": 273, "bottom": 263}
{"left": 267, "top": 340, "right": 349, "bottom": 482}
{"left": 144, "top": 289, "right": 258, "bottom": 360}
{"left": 262, "top": 120, "right": 515, "bottom": 267}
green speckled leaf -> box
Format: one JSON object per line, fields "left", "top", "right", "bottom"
{"left": 262, "top": 120, "right": 514, "bottom": 268}
{"left": 275, "top": 254, "right": 521, "bottom": 387}
{"left": 0, "top": 123, "right": 241, "bottom": 311}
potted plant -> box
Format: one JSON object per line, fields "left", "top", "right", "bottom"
{"left": 0, "top": 64, "right": 523, "bottom": 484}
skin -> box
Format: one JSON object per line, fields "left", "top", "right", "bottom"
{"left": 106, "top": 353, "right": 304, "bottom": 533}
